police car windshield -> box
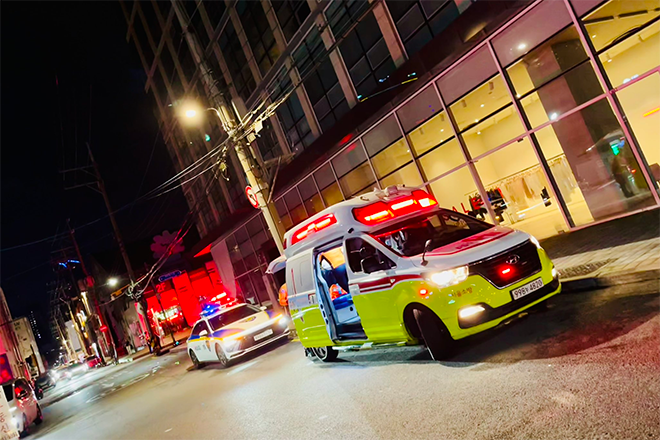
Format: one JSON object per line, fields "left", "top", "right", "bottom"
{"left": 373, "top": 210, "right": 491, "bottom": 257}
{"left": 208, "top": 305, "right": 260, "bottom": 330}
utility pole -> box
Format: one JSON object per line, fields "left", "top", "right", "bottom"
{"left": 171, "top": 1, "right": 286, "bottom": 253}
{"left": 67, "top": 219, "right": 116, "bottom": 362}
{"left": 85, "top": 143, "right": 155, "bottom": 345}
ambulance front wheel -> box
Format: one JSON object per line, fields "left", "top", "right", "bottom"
{"left": 314, "top": 346, "right": 338, "bottom": 362}
{"left": 413, "top": 308, "right": 452, "bottom": 361}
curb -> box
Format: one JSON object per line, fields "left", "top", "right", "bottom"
{"left": 561, "top": 269, "right": 660, "bottom": 293}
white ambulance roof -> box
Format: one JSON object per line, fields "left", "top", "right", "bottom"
{"left": 282, "top": 186, "right": 437, "bottom": 259}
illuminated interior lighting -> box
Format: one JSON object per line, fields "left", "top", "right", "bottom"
{"left": 480, "top": 104, "right": 485, "bottom": 108}
{"left": 549, "top": 112, "right": 558, "bottom": 120}
{"left": 643, "top": 107, "right": 659, "bottom": 117}
{"left": 477, "top": 131, "right": 481, "bottom": 135}
{"left": 517, "top": 43, "right": 527, "bottom": 50}
{"left": 516, "top": 93, "right": 521, "bottom": 98}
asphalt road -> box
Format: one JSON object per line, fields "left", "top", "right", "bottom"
{"left": 31, "top": 280, "right": 659, "bottom": 440}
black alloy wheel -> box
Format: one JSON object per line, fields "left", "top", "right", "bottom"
{"left": 190, "top": 350, "right": 202, "bottom": 369}
{"left": 314, "top": 346, "right": 338, "bottom": 362}
{"left": 413, "top": 308, "right": 453, "bottom": 361}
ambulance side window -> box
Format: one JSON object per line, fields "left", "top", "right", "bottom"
{"left": 345, "top": 238, "right": 395, "bottom": 274}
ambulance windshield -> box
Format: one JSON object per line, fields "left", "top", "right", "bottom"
{"left": 373, "top": 210, "right": 491, "bottom": 257}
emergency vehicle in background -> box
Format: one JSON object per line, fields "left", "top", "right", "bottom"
{"left": 267, "top": 186, "right": 561, "bottom": 361}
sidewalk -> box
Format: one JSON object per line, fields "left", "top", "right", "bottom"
{"left": 539, "top": 208, "right": 660, "bottom": 290}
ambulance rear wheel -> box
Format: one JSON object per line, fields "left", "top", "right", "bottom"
{"left": 413, "top": 308, "right": 452, "bottom": 361}
{"left": 314, "top": 346, "right": 338, "bottom": 362}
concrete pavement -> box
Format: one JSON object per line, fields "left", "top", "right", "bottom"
{"left": 31, "top": 279, "right": 659, "bottom": 440}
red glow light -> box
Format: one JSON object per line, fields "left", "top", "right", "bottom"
{"left": 419, "top": 288, "right": 428, "bottom": 296}
{"left": 291, "top": 214, "right": 338, "bottom": 245}
{"left": 353, "top": 190, "right": 438, "bottom": 225}
{"left": 501, "top": 267, "right": 512, "bottom": 275}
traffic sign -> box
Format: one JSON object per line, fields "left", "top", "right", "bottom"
{"left": 246, "top": 186, "right": 259, "bottom": 209}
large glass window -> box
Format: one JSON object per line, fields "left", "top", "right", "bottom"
{"left": 396, "top": 86, "right": 443, "bottom": 133}
{"left": 284, "top": 189, "right": 307, "bottom": 225}
{"left": 275, "top": 198, "right": 293, "bottom": 231}
{"left": 616, "top": 74, "right": 660, "bottom": 191}
{"left": 298, "top": 176, "right": 325, "bottom": 217}
{"left": 581, "top": 0, "right": 660, "bottom": 87}
{"left": 534, "top": 99, "right": 656, "bottom": 225}
{"left": 427, "top": 166, "right": 480, "bottom": 218}
{"left": 276, "top": 93, "right": 315, "bottom": 155}
{"left": 418, "top": 137, "right": 465, "bottom": 181}
{"left": 406, "top": 110, "right": 454, "bottom": 157}
{"left": 219, "top": 20, "right": 257, "bottom": 101}
{"left": 332, "top": 143, "right": 377, "bottom": 196}
{"left": 327, "top": 3, "right": 396, "bottom": 98}
{"left": 295, "top": 29, "right": 350, "bottom": 132}
{"left": 237, "top": 0, "right": 280, "bottom": 76}
{"left": 314, "top": 164, "right": 344, "bottom": 207}
{"left": 254, "top": 119, "right": 282, "bottom": 161}
{"left": 272, "top": 0, "right": 311, "bottom": 42}
{"left": 385, "top": 0, "right": 461, "bottom": 56}
{"left": 474, "top": 138, "right": 567, "bottom": 238}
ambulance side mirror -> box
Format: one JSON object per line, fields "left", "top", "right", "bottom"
{"left": 421, "top": 239, "right": 432, "bottom": 267}
{"left": 260, "top": 306, "right": 267, "bottom": 311}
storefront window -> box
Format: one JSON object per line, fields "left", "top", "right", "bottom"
{"left": 314, "top": 164, "right": 344, "bottom": 207}
{"left": 379, "top": 162, "right": 423, "bottom": 189}
{"left": 249, "top": 270, "right": 271, "bottom": 305}
{"left": 427, "top": 166, "right": 481, "bottom": 219}
{"left": 406, "top": 110, "right": 454, "bottom": 156}
{"left": 370, "top": 138, "right": 412, "bottom": 179}
{"left": 274, "top": 198, "right": 293, "bottom": 231}
{"left": 533, "top": 99, "right": 656, "bottom": 224}
{"left": 449, "top": 74, "right": 514, "bottom": 132}
{"left": 418, "top": 138, "right": 465, "bottom": 181}
{"left": 461, "top": 105, "right": 524, "bottom": 159}
{"left": 226, "top": 235, "right": 246, "bottom": 275}
{"left": 332, "top": 143, "right": 377, "bottom": 196}
{"left": 615, "top": 74, "right": 660, "bottom": 190}
{"left": 492, "top": 0, "right": 572, "bottom": 68}
{"left": 437, "top": 46, "right": 498, "bottom": 105}
{"left": 475, "top": 138, "right": 568, "bottom": 238}
{"left": 396, "top": 86, "right": 442, "bottom": 133}
{"left": 236, "top": 275, "right": 258, "bottom": 305}
{"left": 284, "top": 189, "right": 307, "bottom": 225}
{"left": 581, "top": 0, "right": 660, "bottom": 87}
{"left": 298, "top": 176, "right": 325, "bottom": 216}
{"left": 362, "top": 115, "right": 402, "bottom": 156}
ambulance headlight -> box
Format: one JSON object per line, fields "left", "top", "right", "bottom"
{"left": 430, "top": 266, "right": 468, "bottom": 287}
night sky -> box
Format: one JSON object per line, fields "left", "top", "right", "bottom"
{"left": 1, "top": 2, "right": 188, "bottom": 346}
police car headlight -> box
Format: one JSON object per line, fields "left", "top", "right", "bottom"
{"left": 430, "top": 266, "right": 468, "bottom": 287}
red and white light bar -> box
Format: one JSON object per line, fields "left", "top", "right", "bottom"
{"left": 291, "top": 213, "right": 338, "bottom": 245}
{"left": 352, "top": 190, "right": 437, "bottom": 226}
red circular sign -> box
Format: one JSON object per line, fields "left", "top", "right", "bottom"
{"left": 245, "top": 186, "right": 259, "bottom": 209}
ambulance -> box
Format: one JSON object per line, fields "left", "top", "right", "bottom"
{"left": 267, "top": 186, "right": 560, "bottom": 361}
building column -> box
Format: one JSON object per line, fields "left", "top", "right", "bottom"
{"left": 371, "top": 0, "right": 407, "bottom": 67}
{"left": 315, "top": 13, "right": 359, "bottom": 108}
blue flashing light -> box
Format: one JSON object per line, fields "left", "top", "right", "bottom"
{"left": 200, "top": 304, "right": 220, "bottom": 317}
{"left": 68, "top": 259, "right": 80, "bottom": 264}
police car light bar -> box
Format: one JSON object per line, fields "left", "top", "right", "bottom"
{"left": 353, "top": 190, "right": 437, "bottom": 225}
{"left": 291, "top": 213, "right": 338, "bottom": 245}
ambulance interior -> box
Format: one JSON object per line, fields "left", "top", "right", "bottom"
{"left": 316, "top": 247, "right": 365, "bottom": 339}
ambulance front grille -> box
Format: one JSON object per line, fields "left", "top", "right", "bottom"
{"left": 469, "top": 240, "right": 542, "bottom": 288}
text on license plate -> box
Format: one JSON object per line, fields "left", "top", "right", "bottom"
{"left": 254, "top": 329, "right": 273, "bottom": 341}
{"left": 511, "top": 278, "right": 544, "bottom": 300}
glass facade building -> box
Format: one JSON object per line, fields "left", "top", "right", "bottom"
{"left": 123, "top": 0, "right": 660, "bottom": 307}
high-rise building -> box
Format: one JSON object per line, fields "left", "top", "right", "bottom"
{"left": 28, "top": 311, "right": 41, "bottom": 340}
{"left": 122, "top": 0, "right": 660, "bottom": 306}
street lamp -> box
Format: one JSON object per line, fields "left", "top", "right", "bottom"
{"left": 185, "top": 109, "right": 197, "bottom": 118}
{"left": 107, "top": 277, "right": 118, "bottom": 287}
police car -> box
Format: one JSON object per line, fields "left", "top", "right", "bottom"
{"left": 187, "top": 302, "right": 290, "bottom": 368}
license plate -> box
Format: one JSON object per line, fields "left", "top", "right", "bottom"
{"left": 254, "top": 329, "right": 273, "bottom": 342}
{"left": 511, "top": 278, "right": 544, "bottom": 300}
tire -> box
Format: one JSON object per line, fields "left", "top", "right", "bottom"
{"left": 313, "top": 346, "right": 338, "bottom": 362}
{"left": 189, "top": 350, "right": 204, "bottom": 369}
{"left": 19, "top": 414, "right": 29, "bottom": 438}
{"left": 413, "top": 308, "right": 452, "bottom": 361}
{"left": 215, "top": 344, "right": 230, "bottom": 368}
{"left": 35, "top": 405, "right": 43, "bottom": 425}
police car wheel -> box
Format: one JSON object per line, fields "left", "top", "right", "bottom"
{"left": 190, "top": 350, "right": 203, "bottom": 369}
{"left": 314, "top": 346, "right": 338, "bottom": 362}
{"left": 413, "top": 308, "right": 452, "bottom": 361}
{"left": 215, "top": 344, "right": 230, "bottom": 368}
{"left": 35, "top": 405, "right": 43, "bottom": 425}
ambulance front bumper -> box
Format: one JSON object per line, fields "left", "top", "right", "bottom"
{"left": 457, "top": 277, "right": 560, "bottom": 329}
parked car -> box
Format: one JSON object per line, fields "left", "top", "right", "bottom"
{"left": 84, "top": 355, "right": 103, "bottom": 369}
{"left": 2, "top": 378, "right": 43, "bottom": 437}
